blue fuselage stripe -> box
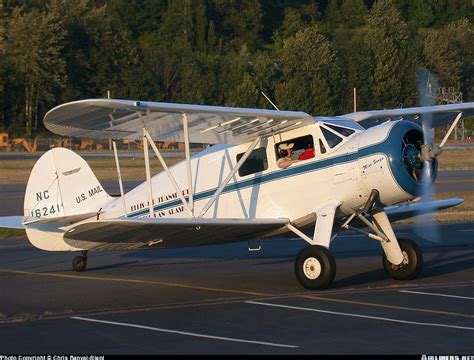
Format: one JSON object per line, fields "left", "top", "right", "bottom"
{"left": 128, "top": 152, "right": 358, "bottom": 218}
{"left": 127, "top": 121, "right": 420, "bottom": 218}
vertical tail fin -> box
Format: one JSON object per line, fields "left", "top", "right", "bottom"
{"left": 24, "top": 148, "right": 112, "bottom": 220}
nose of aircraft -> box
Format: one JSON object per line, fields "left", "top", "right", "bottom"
{"left": 387, "top": 121, "right": 438, "bottom": 197}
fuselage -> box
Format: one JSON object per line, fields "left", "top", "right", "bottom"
{"left": 102, "top": 119, "right": 429, "bottom": 227}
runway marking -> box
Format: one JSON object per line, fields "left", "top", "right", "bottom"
{"left": 71, "top": 316, "right": 298, "bottom": 348}
{"left": 0, "top": 268, "right": 268, "bottom": 297}
{"left": 246, "top": 301, "right": 474, "bottom": 331}
{"left": 400, "top": 290, "right": 474, "bottom": 300}
{"left": 299, "top": 295, "right": 474, "bottom": 319}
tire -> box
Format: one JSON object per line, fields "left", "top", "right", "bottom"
{"left": 383, "top": 238, "right": 423, "bottom": 280}
{"left": 295, "top": 245, "right": 336, "bottom": 290}
{"left": 72, "top": 256, "right": 87, "bottom": 272}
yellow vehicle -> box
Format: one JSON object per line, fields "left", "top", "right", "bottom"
{"left": 0, "top": 132, "right": 37, "bottom": 152}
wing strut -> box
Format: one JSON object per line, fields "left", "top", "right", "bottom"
{"left": 143, "top": 128, "right": 194, "bottom": 217}
{"left": 112, "top": 140, "right": 127, "bottom": 216}
{"left": 142, "top": 133, "right": 154, "bottom": 217}
{"left": 198, "top": 136, "right": 261, "bottom": 218}
{"left": 182, "top": 113, "right": 194, "bottom": 215}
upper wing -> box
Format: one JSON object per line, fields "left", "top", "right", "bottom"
{"left": 385, "top": 198, "right": 463, "bottom": 222}
{"left": 44, "top": 99, "right": 314, "bottom": 144}
{"left": 62, "top": 217, "right": 290, "bottom": 250}
{"left": 341, "top": 103, "right": 474, "bottom": 129}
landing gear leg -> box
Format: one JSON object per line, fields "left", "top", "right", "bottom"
{"left": 72, "top": 250, "right": 88, "bottom": 272}
{"left": 335, "top": 190, "right": 423, "bottom": 282}
{"left": 287, "top": 200, "right": 341, "bottom": 290}
{"left": 382, "top": 238, "right": 423, "bottom": 280}
{"left": 372, "top": 210, "right": 423, "bottom": 280}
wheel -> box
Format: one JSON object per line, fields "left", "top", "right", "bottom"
{"left": 295, "top": 245, "right": 336, "bottom": 290}
{"left": 383, "top": 238, "right": 423, "bottom": 280}
{"left": 72, "top": 256, "right": 87, "bottom": 272}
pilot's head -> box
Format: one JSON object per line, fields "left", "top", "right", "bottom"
{"left": 278, "top": 143, "right": 294, "bottom": 158}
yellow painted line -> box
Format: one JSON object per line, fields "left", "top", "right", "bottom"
{"left": 0, "top": 297, "right": 260, "bottom": 325}
{"left": 0, "top": 268, "right": 268, "bottom": 297}
{"left": 301, "top": 295, "right": 474, "bottom": 319}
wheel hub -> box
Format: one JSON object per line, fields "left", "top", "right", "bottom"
{"left": 303, "top": 257, "right": 322, "bottom": 279}
{"left": 390, "top": 250, "right": 409, "bottom": 271}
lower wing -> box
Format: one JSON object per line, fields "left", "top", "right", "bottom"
{"left": 384, "top": 198, "right": 463, "bottom": 222}
{"left": 62, "top": 217, "right": 290, "bottom": 251}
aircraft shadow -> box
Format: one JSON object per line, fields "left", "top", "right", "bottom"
{"left": 332, "top": 269, "right": 387, "bottom": 289}
{"left": 332, "top": 247, "right": 474, "bottom": 288}
{"left": 419, "top": 248, "right": 474, "bottom": 279}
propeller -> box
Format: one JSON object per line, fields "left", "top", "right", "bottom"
{"left": 413, "top": 69, "right": 462, "bottom": 243}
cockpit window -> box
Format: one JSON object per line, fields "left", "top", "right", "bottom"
{"left": 326, "top": 124, "right": 355, "bottom": 137}
{"left": 321, "top": 127, "right": 343, "bottom": 148}
{"left": 275, "top": 135, "right": 314, "bottom": 160}
{"left": 275, "top": 134, "right": 315, "bottom": 169}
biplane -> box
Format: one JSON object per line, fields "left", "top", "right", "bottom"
{"left": 1, "top": 99, "right": 473, "bottom": 289}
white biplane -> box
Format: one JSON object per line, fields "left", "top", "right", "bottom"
{"left": 1, "top": 99, "right": 473, "bottom": 289}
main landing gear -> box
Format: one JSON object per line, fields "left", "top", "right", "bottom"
{"left": 295, "top": 245, "right": 336, "bottom": 290}
{"left": 382, "top": 238, "right": 423, "bottom": 280}
{"left": 289, "top": 190, "right": 424, "bottom": 290}
{"left": 72, "top": 250, "right": 88, "bottom": 272}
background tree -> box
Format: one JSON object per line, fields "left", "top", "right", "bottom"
{"left": 0, "top": 0, "right": 472, "bottom": 136}
{"left": 424, "top": 19, "right": 474, "bottom": 100}
{"left": 276, "top": 26, "right": 341, "bottom": 114}
{"left": 0, "top": 0, "right": 6, "bottom": 130}
{"left": 365, "top": 0, "right": 417, "bottom": 108}
{"left": 5, "top": 4, "right": 66, "bottom": 135}
{"left": 212, "top": 0, "right": 263, "bottom": 51}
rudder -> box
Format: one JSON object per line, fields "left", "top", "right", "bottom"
{"left": 24, "top": 148, "right": 111, "bottom": 220}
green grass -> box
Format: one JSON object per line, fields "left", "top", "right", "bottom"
{"left": 0, "top": 228, "right": 26, "bottom": 238}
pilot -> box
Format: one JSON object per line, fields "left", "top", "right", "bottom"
{"left": 298, "top": 143, "right": 315, "bottom": 161}
{"left": 277, "top": 143, "right": 299, "bottom": 169}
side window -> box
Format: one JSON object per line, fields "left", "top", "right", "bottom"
{"left": 236, "top": 147, "right": 268, "bottom": 177}
{"left": 321, "top": 127, "right": 343, "bottom": 148}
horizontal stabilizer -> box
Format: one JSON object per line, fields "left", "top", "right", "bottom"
{"left": 23, "top": 212, "right": 99, "bottom": 225}
{"left": 0, "top": 216, "right": 25, "bottom": 229}
{"left": 385, "top": 198, "right": 463, "bottom": 222}
{"left": 63, "top": 217, "right": 290, "bottom": 251}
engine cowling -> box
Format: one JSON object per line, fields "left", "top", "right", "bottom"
{"left": 357, "top": 121, "right": 437, "bottom": 206}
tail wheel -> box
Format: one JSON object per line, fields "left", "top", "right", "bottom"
{"left": 72, "top": 256, "right": 87, "bottom": 272}
{"left": 383, "top": 238, "right": 423, "bottom": 280}
{"left": 295, "top": 245, "right": 336, "bottom": 290}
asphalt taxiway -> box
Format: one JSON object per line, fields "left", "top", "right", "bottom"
{"left": 0, "top": 222, "right": 473, "bottom": 354}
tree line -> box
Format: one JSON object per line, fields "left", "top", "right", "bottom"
{"left": 0, "top": 0, "right": 472, "bottom": 137}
